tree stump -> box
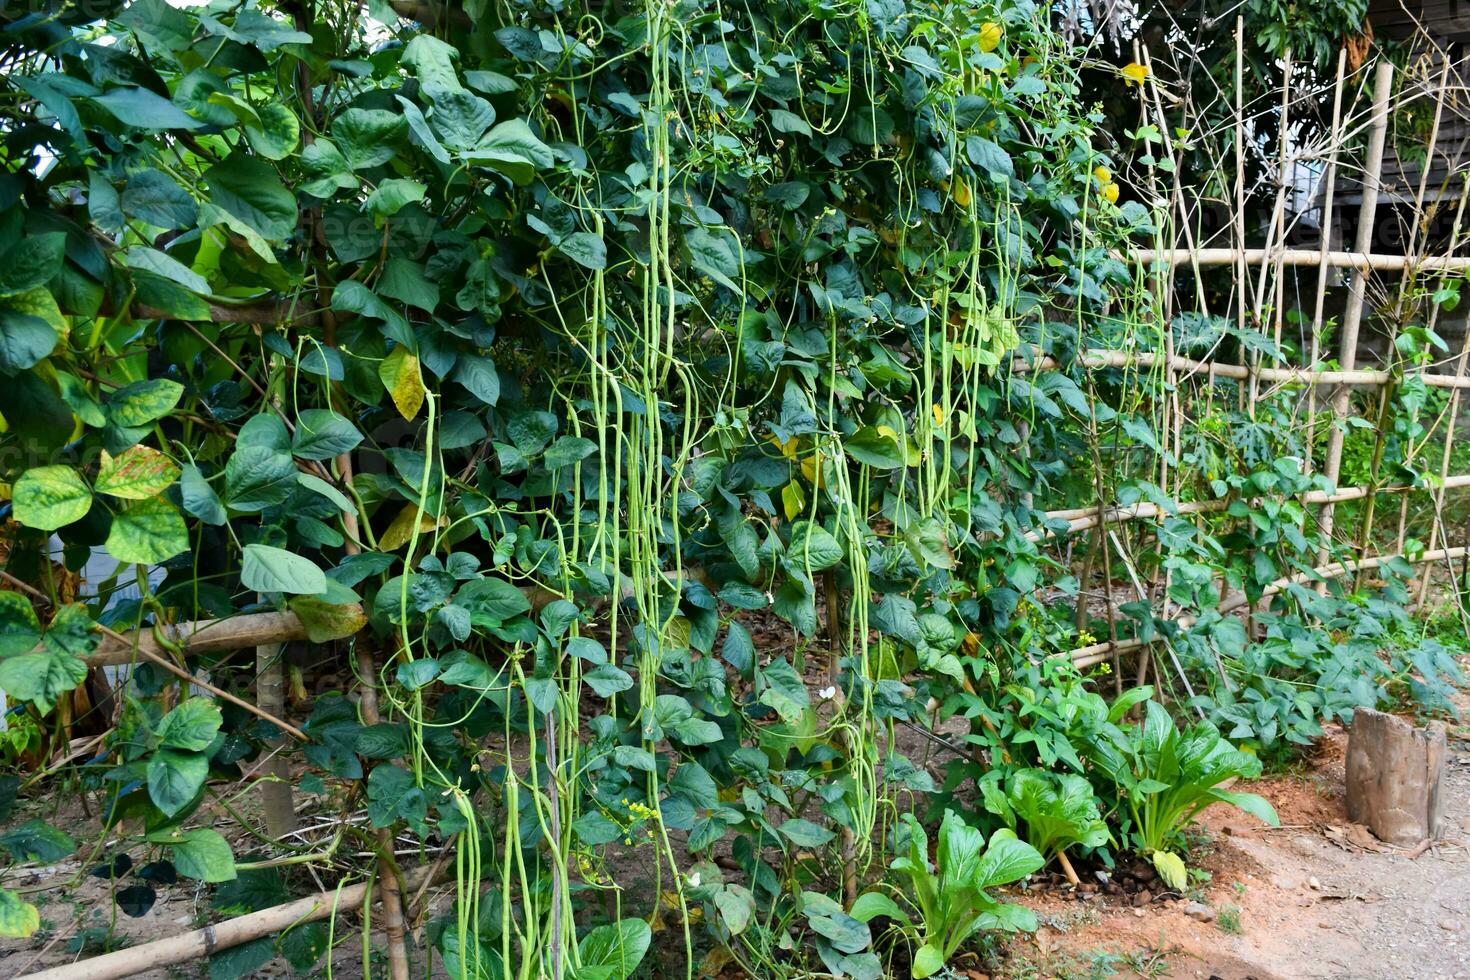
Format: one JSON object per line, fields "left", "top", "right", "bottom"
{"left": 1345, "top": 707, "right": 1446, "bottom": 845}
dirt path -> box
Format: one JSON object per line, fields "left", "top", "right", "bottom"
{"left": 1012, "top": 723, "right": 1470, "bottom": 980}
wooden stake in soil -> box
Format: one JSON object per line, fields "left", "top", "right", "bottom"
{"left": 255, "top": 640, "right": 297, "bottom": 838}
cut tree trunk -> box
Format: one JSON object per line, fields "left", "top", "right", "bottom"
{"left": 1345, "top": 707, "right": 1447, "bottom": 845}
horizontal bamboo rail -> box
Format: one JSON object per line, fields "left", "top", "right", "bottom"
{"left": 1123, "top": 247, "right": 1470, "bottom": 273}
{"left": 1062, "top": 545, "right": 1470, "bottom": 669}
{"left": 83, "top": 611, "right": 318, "bottom": 668}
{"left": 19, "top": 865, "right": 436, "bottom": 980}
{"left": 1032, "top": 473, "right": 1470, "bottom": 539}
{"left": 1014, "top": 348, "right": 1470, "bottom": 390}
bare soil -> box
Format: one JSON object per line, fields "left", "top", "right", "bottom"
{"left": 1004, "top": 720, "right": 1470, "bottom": 980}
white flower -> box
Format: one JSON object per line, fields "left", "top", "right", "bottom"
{"left": 818, "top": 686, "right": 837, "bottom": 700}
{"left": 687, "top": 872, "right": 701, "bottom": 888}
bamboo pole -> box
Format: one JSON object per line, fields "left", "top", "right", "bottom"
{"left": 1311, "top": 60, "right": 1390, "bottom": 569}
{"left": 1356, "top": 59, "right": 1457, "bottom": 584}
{"left": 1032, "top": 473, "right": 1470, "bottom": 539}
{"left": 0, "top": 572, "right": 309, "bottom": 741}
{"left": 1011, "top": 347, "right": 1470, "bottom": 389}
{"left": 1062, "top": 544, "right": 1470, "bottom": 668}
{"left": 82, "top": 610, "right": 319, "bottom": 668}
{"left": 1304, "top": 48, "right": 1349, "bottom": 477}
{"left": 1417, "top": 181, "right": 1470, "bottom": 606}
{"left": 1119, "top": 247, "right": 1470, "bottom": 272}
{"left": 1234, "top": 18, "right": 1248, "bottom": 418}
{"left": 18, "top": 867, "right": 436, "bottom": 980}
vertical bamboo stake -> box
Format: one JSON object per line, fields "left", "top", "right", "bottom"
{"left": 1234, "top": 20, "right": 1248, "bottom": 417}
{"left": 1252, "top": 50, "right": 1294, "bottom": 358}
{"left": 255, "top": 641, "right": 297, "bottom": 838}
{"left": 1319, "top": 60, "right": 1395, "bottom": 568}
{"left": 1416, "top": 178, "right": 1470, "bottom": 606}
{"left": 1359, "top": 60, "right": 1455, "bottom": 578}
{"left": 1304, "top": 49, "right": 1349, "bottom": 477}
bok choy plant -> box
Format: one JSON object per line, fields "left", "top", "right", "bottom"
{"left": 980, "top": 768, "right": 1110, "bottom": 881}
{"left": 1086, "top": 701, "right": 1280, "bottom": 889}
{"left": 851, "top": 810, "right": 1042, "bottom": 978}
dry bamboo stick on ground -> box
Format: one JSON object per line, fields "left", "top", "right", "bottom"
{"left": 1063, "top": 545, "right": 1470, "bottom": 669}
{"left": 18, "top": 866, "right": 437, "bottom": 980}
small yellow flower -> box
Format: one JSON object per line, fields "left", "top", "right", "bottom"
{"left": 1102, "top": 182, "right": 1120, "bottom": 204}
{"left": 1121, "top": 62, "right": 1149, "bottom": 86}
{"left": 978, "top": 22, "right": 1003, "bottom": 52}
{"left": 1093, "top": 165, "right": 1111, "bottom": 184}
{"left": 931, "top": 403, "right": 945, "bottom": 426}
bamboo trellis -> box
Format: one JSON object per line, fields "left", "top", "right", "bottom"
{"left": 1042, "top": 39, "right": 1470, "bottom": 681}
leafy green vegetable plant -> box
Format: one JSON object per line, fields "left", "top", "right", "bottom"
{"left": 980, "top": 768, "right": 1109, "bottom": 880}
{"left": 851, "top": 810, "right": 1042, "bottom": 978}
{"left": 1086, "top": 702, "right": 1280, "bottom": 889}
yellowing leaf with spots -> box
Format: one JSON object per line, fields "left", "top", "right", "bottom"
{"left": 95, "top": 445, "right": 180, "bottom": 500}
{"left": 977, "top": 22, "right": 1002, "bottom": 52}
{"left": 379, "top": 346, "right": 425, "bottom": 420}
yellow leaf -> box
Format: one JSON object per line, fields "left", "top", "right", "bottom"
{"left": 379, "top": 502, "right": 443, "bottom": 551}
{"left": 1121, "top": 62, "right": 1149, "bottom": 86}
{"left": 763, "top": 433, "right": 799, "bottom": 459}
{"left": 379, "top": 346, "right": 425, "bottom": 420}
{"left": 95, "top": 445, "right": 180, "bottom": 500}
{"left": 950, "top": 175, "right": 972, "bottom": 208}
{"left": 800, "top": 450, "right": 823, "bottom": 488}
{"left": 1151, "top": 849, "right": 1188, "bottom": 890}
{"left": 781, "top": 479, "right": 806, "bottom": 521}
{"left": 978, "top": 21, "right": 1003, "bottom": 52}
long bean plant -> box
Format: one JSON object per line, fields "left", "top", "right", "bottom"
{"left": 0, "top": 0, "right": 1461, "bottom": 977}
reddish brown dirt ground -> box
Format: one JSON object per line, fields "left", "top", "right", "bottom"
{"left": 1002, "top": 721, "right": 1470, "bottom": 980}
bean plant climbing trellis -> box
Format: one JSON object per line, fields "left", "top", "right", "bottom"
{"left": 0, "top": 0, "right": 1464, "bottom": 978}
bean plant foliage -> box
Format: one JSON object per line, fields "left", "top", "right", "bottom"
{"left": 0, "top": 0, "right": 1457, "bottom": 976}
